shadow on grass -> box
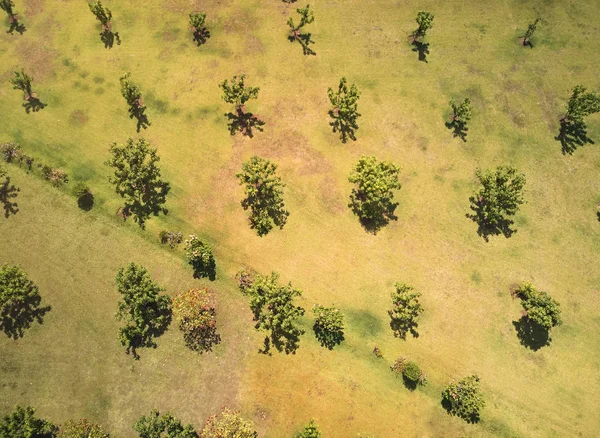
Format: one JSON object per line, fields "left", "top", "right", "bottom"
{"left": 8, "top": 18, "right": 26, "bottom": 35}
{"left": 225, "top": 108, "right": 265, "bottom": 138}
{"left": 77, "top": 192, "right": 94, "bottom": 211}
{"left": 441, "top": 398, "right": 481, "bottom": 424}
{"left": 512, "top": 317, "right": 551, "bottom": 351}
{"left": 555, "top": 119, "right": 594, "bottom": 155}
{"left": 193, "top": 27, "right": 210, "bottom": 46}
{"left": 467, "top": 199, "right": 516, "bottom": 242}
{"left": 0, "top": 296, "right": 51, "bottom": 339}
{"left": 445, "top": 119, "right": 468, "bottom": 142}
{"left": 23, "top": 96, "right": 46, "bottom": 114}
{"left": 1, "top": 175, "right": 19, "bottom": 218}
{"left": 346, "top": 309, "right": 383, "bottom": 338}
{"left": 411, "top": 41, "right": 430, "bottom": 62}
{"left": 313, "top": 324, "right": 344, "bottom": 350}
{"left": 100, "top": 30, "right": 121, "bottom": 49}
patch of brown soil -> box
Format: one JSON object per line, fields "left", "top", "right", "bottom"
{"left": 245, "top": 35, "right": 265, "bottom": 54}
{"left": 318, "top": 175, "right": 345, "bottom": 214}
{"left": 17, "top": 40, "right": 57, "bottom": 81}
{"left": 69, "top": 110, "right": 89, "bottom": 126}
{"left": 25, "top": 0, "right": 44, "bottom": 16}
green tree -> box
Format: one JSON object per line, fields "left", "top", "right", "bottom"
{"left": 115, "top": 263, "right": 172, "bottom": 360}
{"left": 287, "top": 4, "right": 315, "bottom": 55}
{"left": 348, "top": 156, "right": 401, "bottom": 233}
{"left": 88, "top": 1, "right": 120, "bottom": 48}
{"left": 172, "top": 288, "right": 221, "bottom": 353}
{"left": 10, "top": 69, "right": 46, "bottom": 113}
{"left": 105, "top": 138, "right": 170, "bottom": 229}
{"left": 240, "top": 271, "right": 305, "bottom": 354}
{"left": 328, "top": 77, "right": 361, "bottom": 143}
{"left": 133, "top": 410, "right": 197, "bottom": 438}
{"left": 199, "top": 408, "right": 256, "bottom": 438}
{"left": 557, "top": 85, "right": 600, "bottom": 154}
{"left": 312, "top": 304, "right": 344, "bottom": 349}
{"left": 236, "top": 156, "right": 289, "bottom": 236}
{"left": 521, "top": 18, "right": 540, "bottom": 47}
{"left": 0, "top": 0, "right": 25, "bottom": 34}
{"left": 0, "top": 264, "right": 51, "bottom": 339}
{"left": 388, "top": 283, "right": 423, "bottom": 340}
{"left": 413, "top": 11, "right": 434, "bottom": 41}
{"left": 446, "top": 98, "right": 471, "bottom": 141}
{"left": 120, "top": 73, "right": 150, "bottom": 131}
{"left": 295, "top": 419, "right": 321, "bottom": 438}
{"left": 220, "top": 75, "right": 264, "bottom": 137}
{"left": 189, "top": 12, "right": 210, "bottom": 46}
{"left": 0, "top": 405, "right": 58, "bottom": 438}
{"left": 467, "top": 166, "right": 526, "bottom": 241}
{"left": 58, "top": 419, "right": 109, "bottom": 438}
{"left": 441, "top": 375, "right": 485, "bottom": 423}
{"left": 0, "top": 164, "right": 19, "bottom": 218}
{"left": 183, "top": 234, "right": 216, "bottom": 280}
{"left": 513, "top": 283, "right": 562, "bottom": 350}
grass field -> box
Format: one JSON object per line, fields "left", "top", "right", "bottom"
{"left": 1, "top": 0, "right": 600, "bottom": 436}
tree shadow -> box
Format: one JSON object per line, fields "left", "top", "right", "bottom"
{"left": 1, "top": 174, "right": 19, "bottom": 218}
{"left": 441, "top": 398, "right": 481, "bottom": 424}
{"left": 402, "top": 375, "right": 418, "bottom": 391}
{"left": 289, "top": 30, "right": 316, "bottom": 56}
{"left": 192, "top": 27, "right": 210, "bottom": 46}
{"left": 512, "top": 317, "right": 550, "bottom": 351}
{"left": 445, "top": 119, "right": 468, "bottom": 142}
{"left": 329, "top": 112, "right": 357, "bottom": 143}
{"left": 192, "top": 259, "right": 216, "bottom": 281}
{"left": 77, "top": 192, "right": 94, "bottom": 211}
{"left": 467, "top": 200, "right": 516, "bottom": 242}
{"left": 411, "top": 41, "right": 430, "bottom": 62}
{"left": 0, "top": 295, "right": 51, "bottom": 339}
{"left": 313, "top": 324, "right": 344, "bottom": 350}
{"left": 225, "top": 108, "right": 265, "bottom": 138}
{"left": 555, "top": 119, "right": 594, "bottom": 155}
{"left": 388, "top": 313, "right": 419, "bottom": 340}
{"left": 100, "top": 30, "right": 121, "bottom": 49}
{"left": 23, "top": 96, "right": 46, "bottom": 114}
{"left": 357, "top": 211, "right": 398, "bottom": 234}
{"left": 258, "top": 330, "right": 301, "bottom": 356}
{"left": 7, "top": 17, "right": 26, "bottom": 35}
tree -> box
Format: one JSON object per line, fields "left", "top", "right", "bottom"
{"left": 327, "top": 77, "right": 361, "bottom": 143}
{"left": 556, "top": 85, "right": 600, "bottom": 153}
{"left": 0, "top": 0, "right": 25, "bottom": 34}
{"left": 172, "top": 288, "right": 221, "bottom": 353}
{"left": 89, "top": 1, "right": 120, "bottom": 48}
{"left": 57, "top": 419, "right": 109, "bottom": 438}
{"left": 0, "top": 405, "right": 58, "bottom": 438}
{"left": 133, "top": 410, "right": 197, "bottom": 438}
{"left": 115, "top": 263, "right": 172, "bottom": 360}
{"left": 441, "top": 375, "right": 485, "bottom": 423}
{"left": 120, "top": 73, "right": 150, "bottom": 131}
{"left": 521, "top": 18, "right": 540, "bottom": 47}
{"left": 446, "top": 98, "right": 471, "bottom": 141}
{"left": 10, "top": 69, "right": 46, "bottom": 113}
{"left": 0, "top": 264, "right": 51, "bottom": 339}
{"left": 0, "top": 164, "right": 19, "bottom": 218}
{"left": 189, "top": 12, "right": 210, "bottom": 46}
{"left": 413, "top": 11, "right": 434, "bottom": 41}
{"left": 295, "top": 419, "right": 321, "bottom": 438}
{"left": 105, "top": 138, "right": 170, "bottom": 228}
{"left": 159, "top": 230, "right": 183, "bottom": 249}
{"left": 513, "top": 283, "right": 562, "bottom": 350}
{"left": 199, "top": 408, "right": 256, "bottom": 438}
{"left": 236, "top": 156, "right": 289, "bottom": 236}
{"left": 287, "top": 4, "right": 315, "bottom": 55}
{"left": 240, "top": 271, "right": 305, "bottom": 354}
{"left": 388, "top": 283, "right": 423, "bottom": 340}
{"left": 183, "top": 234, "right": 216, "bottom": 280}
{"left": 348, "top": 156, "right": 401, "bottom": 233}
{"left": 219, "top": 75, "right": 264, "bottom": 137}
{"left": 312, "top": 304, "right": 344, "bottom": 349}
{"left": 467, "top": 166, "right": 526, "bottom": 241}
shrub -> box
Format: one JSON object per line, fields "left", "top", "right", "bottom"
{"left": 159, "top": 230, "right": 183, "bottom": 249}
{"left": 391, "top": 357, "right": 426, "bottom": 389}
{"left": 184, "top": 234, "right": 216, "bottom": 280}
{"left": 58, "top": 419, "right": 109, "bottom": 437}
{"left": 235, "top": 266, "right": 256, "bottom": 293}
{"left": 200, "top": 408, "right": 256, "bottom": 438}
{"left": 72, "top": 182, "right": 94, "bottom": 211}
{"left": 312, "top": 304, "right": 344, "bottom": 349}
{"left": 172, "top": 288, "right": 221, "bottom": 353}
{"left": 133, "top": 410, "right": 196, "bottom": 438}
{"left": 441, "top": 375, "right": 485, "bottom": 423}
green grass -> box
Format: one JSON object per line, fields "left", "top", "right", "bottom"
{"left": 1, "top": 0, "right": 600, "bottom": 436}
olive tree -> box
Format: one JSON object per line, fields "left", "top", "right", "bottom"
{"left": 348, "top": 155, "right": 401, "bottom": 233}
{"left": 467, "top": 166, "right": 526, "bottom": 241}
{"left": 220, "top": 74, "right": 264, "bottom": 137}
{"left": 199, "top": 408, "right": 256, "bottom": 438}
{"left": 446, "top": 97, "right": 471, "bottom": 141}
{"left": 441, "top": 375, "right": 485, "bottom": 423}
{"left": 388, "top": 283, "right": 423, "bottom": 340}
{"left": 10, "top": 69, "right": 46, "bottom": 113}
{"left": 313, "top": 304, "right": 344, "bottom": 349}
{"left": 133, "top": 410, "right": 197, "bottom": 438}
{"left": 0, "top": 406, "right": 58, "bottom": 438}
{"left": 115, "top": 263, "right": 172, "bottom": 360}
{"left": 184, "top": 234, "right": 216, "bottom": 280}
{"left": 189, "top": 12, "right": 210, "bottom": 46}
{"left": 105, "top": 138, "right": 170, "bottom": 229}
{"left": 287, "top": 4, "right": 315, "bottom": 55}
{"left": 172, "top": 288, "right": 220, "bottom": 353}
{"left": 120, "top": 73, "right": 150, "bottom": 131}
{"left": 328, "top": 77, "right": 361, "bottom": 143}
{"left": 89, "top": 0, "right": 120, "bottom": 48}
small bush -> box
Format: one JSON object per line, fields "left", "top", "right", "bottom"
{"left": 41, "top": 165, "right": 69, "bottom": 187}
{"left": 235, "top": 266, "right": 256, "bottom": 293}
{"left": 312, "top": 304, "right": 344, "bottom": 349}
{"left": 172, "top": 288, "right": 221, "bottom": 353}
{"left": 58, "top": 419, "right": 109, "bottom": 437}
{"left": 72, "top": 182, "right": 94, "bottom": 211}
{"left": 391, "top": 357, "right": 426, "bottom": 389}
{"left": 159, "top": 230, "right": 183, "bottom": 249}
{"left": 184, "top": 234, "right": 216, "bottom": 280}
{"left": 373, "top": 346, "right": 383, "bottom": 359}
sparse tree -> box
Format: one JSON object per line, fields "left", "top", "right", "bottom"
{"left": 236, "top": 156, "right": 289, "bottom": 236}
{"left": 295, "top": 419, "right": 321, "bottom": 438}
{"left": 388, "top": 283, "right": 423, "bottom": 340}
{"left": 89, "top": 0, "right": 120, "bottom": 48}
{"left": 220, "top": 75, "right": 264, "bottom": 137}
{"left": 348, "top": 156, "right": 401, "bottom": 233}
{"left": 0, "top": 405, "right": 58, "bottom": 438}
{"left": 442, "top": 375, "right": 485, "bottom": 423}
{"left": 0, "top": 165, "right": 19, "bottom": 218}
{"left": 413, "top": 11, "right": 434, "bottom": 42}
{"left": 105, "top": 138, "right": 170, "bottom": 228}
{"left": 521, "top": 18, "right": 540, "bottom": 47}
{"left": 0, "top": 0, "right": 25, "bottom": 34}
{"left": 172, "top": 288, "right": 220, "bottom": 353}
{"left": 183, "top": 234, "right": 216, "bottom": 280}
{"left": 115, "top": 263, "right": 172, "bottom": 360}
{"left": 120, "top": 73, "right": 150, "bottom": 131}
{"left": 313, "top": 304, "right": 344, "bottom": 349}
{"left": 41, "top": 165, "right": 69, "bottom": 187}
{"left": 189, "top": 12, "right": 210, "bottom": 46}
{"left": 467, "top": 166, "right": 526, "bottom": 241}
{"left": 10, "top": 69, "right": 46, "bottom": 113}
{"left": 446, "top": 98, "right": 471, "bottom": 141}
{"left": 58, "top": 419, "right": 109, "bottom": 438}
{"left": 199, "top": 408, "right": 256, "bottom": 438}
{"left": 241, "top": 271, "right": 305, "bottom": 354}
{"left": 133, "top": 410, "right": 197, "bottom": 438}
{"left": 287, "top": 4, "right": 315, "bottom": 55}
{"left": 328, "top": 77, "right": 361, "bottom": 143}
{"left": 557, "top": 85, "right": 600, "bottom": 154}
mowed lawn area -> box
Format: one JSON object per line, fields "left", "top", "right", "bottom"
{"left": 1, "top": 0, "right": 600, "bottom": 436}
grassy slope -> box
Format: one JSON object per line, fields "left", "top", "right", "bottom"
{"left": 1, "top": 0, "right": 600, "bottom": 436}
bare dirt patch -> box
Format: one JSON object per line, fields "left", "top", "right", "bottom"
{"left": 69, "top": 110, "right": 89, "bottom": 126}
{"left": 17, "top": 40, "right": 57, "bottom": 81}
{"left": 25, "top": 0, "right": 44, "bottom": 16}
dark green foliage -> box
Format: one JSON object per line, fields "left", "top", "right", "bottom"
{"left": 0, "top": 405, "right": 58, "bottom": 438}
{"left": 0, "top": 165, "right": 19, "bottom": 218}
{"left": 57, "top": 419, "right": 109, "bottom": 438}
{"left": 348, "top": 156, "right": 401, "bottom": 233}
{"left": 446, "top": 98, "right": 471, "bottom": 141}
{"left": 287, "top": 5, "right": 315, "bottom": 55}
{"left": 115, "top": 263, "right": 172, "bottom": 360}
{"left": 328, "top": 77, "right": 361, "bottom": 143}
{"left": 183, "top": 234, "right": 216, "bottom": 280}
{"left": 159, "top": 230, "right": 183, "bottom": 248}
{"left": 10, "top": 70, "right": 46, "bottom": 113}
{"left": 120, "top": 73, "right": 150, "bottom": 131}
{"left": 513, "top": 283, "right": 562, "bottom": 350}
{"left": 236, "top": 156, "right": 289, "bottom": 236}
{"left": 0, "top": 264, "right": 51, "bottom": 339}
{"left": 441, "top": 375, "right": 485, "bottom": 423}
{"left": 414, "top": 11, "right": 434, "bottom": 40}
{"left": 295, "top": 419, "right": 321, "bottom": 438}
{"left": 105, "top": 138, "right": 170, "bottom": 229}
{"left": 557, "top": 85, "right": 600, "bottom": 154}
{"left": 312, "top": 304, "right": 344, "bottom": 349}
{"left": 72, "top": 182, "right": 94, "bottom": 211}
{"left": 391, "top": 357, "right": 427, "bottom": 390}
{"left": 89, "top": 1, "right": 120, "bottom": 48}
{"left": 133, "top": 410, "right": 197, "bottom": 438}
{"left": 220, "top": 75, "right": 264, "bottom": 137}
{"left": 467, "top": 166, "right": 526, "bottom": 241}
{"left": 240, "top": 271, "right": 305, "bottom": 355}
{"left": 521, "top": 18, "right": 540, "bottom": 47}
{"left": 0, "top": 0, "right": 25, "bottom": 34}
{"left": 189, "top": 12, "right": 210, "bottom": 46}
{"left": 388, "top": 283, "right": 423, "bottom": 340}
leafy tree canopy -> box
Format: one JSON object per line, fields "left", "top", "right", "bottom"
{"left": 516, "top": 283, "right": 562, "bottom": 330}
{"left": 189, "top": 12, "right": 210, "bottom": 46}
{"left": 119, "top": 73, "right": 150, "bottom": 131}
{"left": 328, "top": 77, "right": 361, "bottom": 143}
{"left": 199, "top": 408, "right": 256, "bottom": 438}
{"left": 441, "top": 375, "right": 485, "bottom": 423}
{"left": 564, "top": 85, "right": 600, "bottom": 123}
{"left": 133, "top": 410, "right": 197, "bottom": 438}
{"left": 415, "top": 11, "right": 434, "bottom": 39}
{"left": 220, "top": 75, "right": 260, "bottom": 109}
{"left": 184, "top": 234, "right": 216, "bottom": 280}
{"left": 388, "top": 282, "right": 423, "bottom": 340}
{"left": 172, "top": 288, "right": 221, "bottom": 353}
{"left": 287, "top": 5, "right": 315, "bottom": 55}
{"left": 0, "top": 405, "right": 58, "bottom": 438}
{"left": 88, "top": 0, "right": 112, "bottom": 26}
{"left": 313, "top": 304, "right": 344, "bottom": 349}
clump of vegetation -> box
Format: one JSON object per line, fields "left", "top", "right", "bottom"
{"left": 556, "top": 85, "right": 600, "bottom": 154}
{"left": 513, "top": 283, "right": 562, "bottom": 350}
{"left": 0, "top": 405, "right": 58, "bottom": 437}
{"left": 312, "top": 304, "right": 344, "bottom": 349}
{"left": 10, "top": 69, "right": 46, "bottom": 113}
{"left": 240, "top": 271, "right": 305, "bottom": 355}
{"left": 159, "top": 230, "right": 183, "bottom": 248}
{"left": 220, "top": 74, "right": 264, "bottom": 137}
{"left": 72, "top": 182, "right": 94, "bottom": 211}
{"left": 441, "top": 375, "right": 485, "bottom": 423}
{"left": 89, "top": 0, "right": 121, "bottom": 48}
{"left": 236, "top": 266, "right": 256, "bottom": 293}
{"left": 115, "top": 263, "right": 172, "bottom": 360}
{"left": 295, "top": 419, "right": 321, "bottom": 438}
{"left": 105, "top": 138, "right": 170, "bottom": 229}
{"left": 328, "top": 77, "right": 361, "bottom": 143}
{"left": 388, "top": 283, "right": 423, "bottom": 340}
{"left": 0, "top": 0, "right": 25, "bottom": 34}
{"left": 236, "top": 156, "right": 289, "bottom": 236}
{"left": 200, "top": 408, "right": 257, "bottom": 438}
{"left": 189, "top": 12, "right": 210, "bottom": 46}
{"left": 391, "top": 357, "right": 427, "bottom": 390}
{"left": 172, "top": 288, "right": 221, "bottom": 353}
{"left": 41, "top": 165, "right": 69, "bottom": 187}
{"left": 0, "top": 164, "right": 19, "bottom": 218}
{"left": 184, "top": 234, "right": 216, "bottom": 280}
{"left": 520, "top": 18, "right": 540, "bottom": 47}
{"left": 372, "top": 346, "right": 384, "bottom": 359}
{"left": 0, "top": 142, "right": 34, "bottom": 169}
{"left": 348, "top": 156, "right": 401, "bottom": 234}
{"left": 410, "top": 11, "right": 433, "bottom": 61}
{"left": 287, "top": 4, "right": 315, "bottom": 55}
{"left": 0, "top": 264, "right": 51, "bottom": 339}
{"left": 58, "top": 419, "right": 109, "bottom": 437}
{"left": 467, "top": 166, "right": 526, "bottom": 241}
{"left": 119, "top": 73, "right": 150, "bottom": 131}
{"left": 446, "top": 97, "right": 472, "bottom": 141}
{"left": 133, "top": 410, "right": 197, "bottom": 438}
